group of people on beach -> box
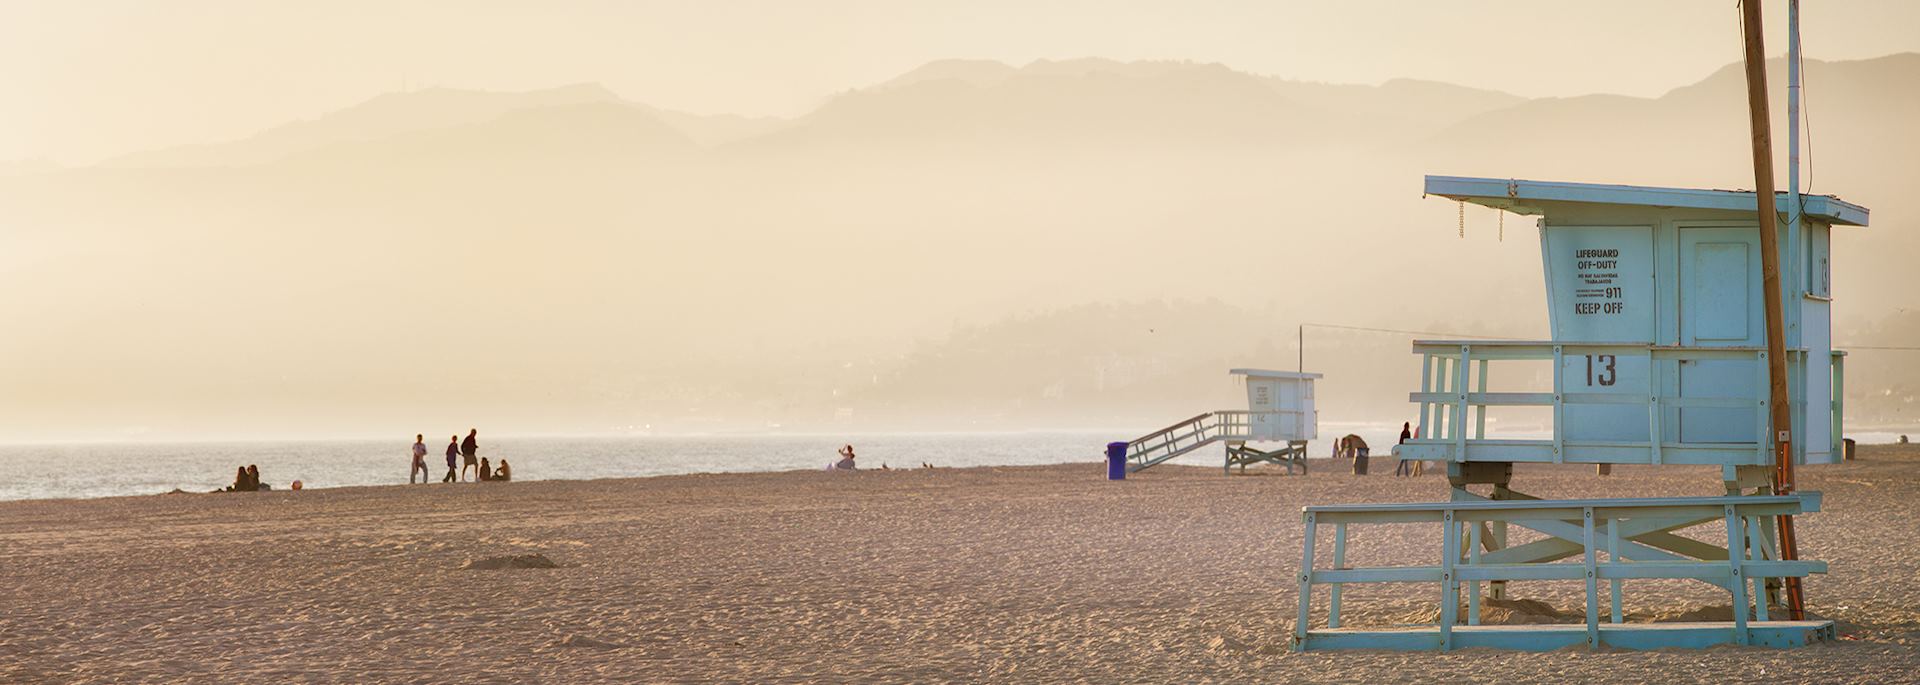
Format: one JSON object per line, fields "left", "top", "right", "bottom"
{"left": 829, "top": 445, "right": 933, "bottom": 471}
{"left": 1332, "top": 422, "right": 1426, "bottom": 477}
{"left": 224, "top": 464, "right": 265, "bottom": 492}
{"left": 411, "top": 430, "right": 510, "bottom": 484}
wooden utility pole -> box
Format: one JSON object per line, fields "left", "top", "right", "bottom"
{"left": 1737, "top": 0, "right": 1806, "bottom": 620}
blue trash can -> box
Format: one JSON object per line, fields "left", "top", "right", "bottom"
{"left": 1105, "top": 442, "right": 1129, "bottom": 480}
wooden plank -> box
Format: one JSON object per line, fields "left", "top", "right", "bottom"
{"left": 1552, "top": 345, "right": 1565, "bottom": 464}
{"left": 1306, "top": 494, "right": 1811, "bottom": 514}
{"left": 1330, "top": 523, "right": 1346, "bottom": 629}
{"left": 1583, "top": 508, "right": 1599, "bottom": 648}
{"left": 1608, "top": 520, "right": 1624, "bottom": 623}
{"left": 1467, "top": 519, "right": 1482, "bottom": 625}
{"left": 1296, "top": 512, "right": 1317, "bottom": 647}
{"left": 1650, "top": 359, "right": 1665, "bottom": 465}
{"left": 1304, "top": 620, "right": 1833, "bottom": 652}
{"left": 1475, "top": 358, "right": 1490, "bottom": 440}
{"left": 1455, "top": 345, "right": 1470, "bottom": 461}
{"left": 1748, "top": 510, "right": 1770, "bottom": 622}
{"left": 1440, "top": 509, "right": 1459, "bottom": 651}
{"left": 1726, "top": 505, "right": 1750, "bottom": 645}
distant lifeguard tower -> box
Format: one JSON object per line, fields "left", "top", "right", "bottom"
{"left": 1291, "top": 176, "right": 1866, "bottom": 651}
{"left": 1124, "top": 369, "right": 1320, "bottom": 474}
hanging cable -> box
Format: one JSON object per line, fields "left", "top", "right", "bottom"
{"left": 1300, "top": 322, "right": 1527, "bottom": 340}
{"left": 1457, "top": 201, "right": 1465, "bottom": 238}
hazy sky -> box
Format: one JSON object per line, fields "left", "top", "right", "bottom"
{"left": 4, "top": 0, "right": 1918, "bottom": 164}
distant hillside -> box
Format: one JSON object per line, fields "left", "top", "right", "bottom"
{"left": 101, "top": 83, "right": 785, "bottom": 168}
{"left": 3, "top": 55, "right": 1916, "bottom": 436}
{"left": 754, "top": 59, "right": 1524, "bottom": 152}
{"left": 274, "top": 101, "right": 698, "bottom": 170}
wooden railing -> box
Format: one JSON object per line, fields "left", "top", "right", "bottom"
{"left": 1295, "top": 494, "right": 1828, "bottom": 651}
{"left": 1124, "top": 410, "right": 1309, "bottom": 472}
{"left": 1399, "top": 340, "right": 1840, "bottom": 466}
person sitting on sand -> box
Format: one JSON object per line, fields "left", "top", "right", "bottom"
{"left": 228, "top": 466, "right": 249, "bottom": 492}
{"left": 834, "top": 445, "right": 857, "bottom": 470}
{"left": 494, "top": 459, "right": 512, "bottom": 482}
{"left": 245, "top": 465, "right": 261, "bottom": 491}
{"left": 477, "top": 457, "right": 492, "bottom": 482}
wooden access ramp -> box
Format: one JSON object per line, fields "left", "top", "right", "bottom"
{"left": 1124, "top": 411, "right": 1307, "bottom": 474}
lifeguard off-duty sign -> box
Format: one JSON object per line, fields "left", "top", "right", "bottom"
{"left": 1543, "top": 226, "right": 1659, "bottom": 442}
{"left": 1545, "top": 227, "right": 1656, "bottom": 343}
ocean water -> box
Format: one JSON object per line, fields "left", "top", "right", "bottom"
{"left": 0, "top": 433, "right": 1137, "bottom": 502}
{"left": 4, "top": 427, "right": 1906, "bottom": 503}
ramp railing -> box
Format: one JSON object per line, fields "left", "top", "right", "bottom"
{"left": 1125, "top": 410, "right": 1298, "bottom": 472}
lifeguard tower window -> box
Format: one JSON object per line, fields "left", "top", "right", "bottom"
{"left": 1807, "top": 224, "right": 1832, "bottom": 298}
{"left": 1407, "top": 176, "right": 1867, "bottom": 466}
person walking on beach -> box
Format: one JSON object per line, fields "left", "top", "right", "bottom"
{"left": 1394, "top": 422, "right": 1414, "bottom": 477}
{"left": 460, "top": 429, "right": 479, "bottom": 482}
{"left": 410, "top": 434, "right": 431, "bottom": 484}
{"left": 1341, "top": 434, "right": 1370, "bottom": 475}
{"left": 443, "top": 435, "right": 460, "bottom": 483}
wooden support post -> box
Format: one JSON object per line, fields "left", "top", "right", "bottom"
{"left": 1455, "top": 346, "right": 1470, "bottom": 461}
{"left": 1297, "top": 512, "right": 1317, "bottom": 647}
{"left": 1467, "top": 519, "right": 1483, "bottom": 625}
{"left": 1650, "top": 356, "right": 1665, "bottom": 465}
{"left": 1749, "top": 513, "right": 1770, "bottom": 622}
{"left": 1726, "top": 505, "right": 1750, "bottom": 645}
{"left": 1737, "top": 0, "right": 1804, "bottom": 621}
{"left": 1552, "top": 345, "right": 1565, "bottom": 464}
{"left": 1473, "top": 355, "right": 1488, "bottom": 440}
{"left": 1583, "top": 508, "right": 1600, "bottom": 648}
{"left": 1331, "top": 523, "right": 1346, "bottom": 629}
{"left": 1490, "top": 481, "right": 1512, "bottom": 601}
{"left": 1440, "top": 509, "right": 1459, "bottom": 651}
{"left": 1419, "top": 353, "right": 1434, "bottom": 440}
{"left": 1608, "top": 517, "right": 1623, "bottom": 624}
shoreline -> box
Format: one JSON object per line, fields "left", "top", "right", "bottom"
{"left": 5, "top": 432, "right": 1916, "bottom": 505}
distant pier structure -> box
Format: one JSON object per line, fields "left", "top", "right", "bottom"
{"left": 1291, "top": 176, "right": 1868, "bottom": 652}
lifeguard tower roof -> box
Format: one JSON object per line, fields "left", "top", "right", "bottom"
{"left": 1229, "top": 368, "right": 1323, "bottom": 380}
{"left": 1425, "top": 176, "right": 1869, "bottom": 227}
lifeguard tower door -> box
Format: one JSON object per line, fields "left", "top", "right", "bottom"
{"left": 1678, "top": 225, "right": 1763, "bottom": 443}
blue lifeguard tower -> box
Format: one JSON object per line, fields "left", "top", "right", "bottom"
{"left": 1290, "top": 176, "right": 1867, "bottom": 651}
{"left": 1123, "top": 369, "right": 1321, "bottom": 475}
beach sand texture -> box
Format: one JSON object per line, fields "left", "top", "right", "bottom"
{"left": 3, "top": 444, "right": 1918, "bottom": 683}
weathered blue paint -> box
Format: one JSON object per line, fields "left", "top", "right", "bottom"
{"left": 1423, "top": 176, "right": 1869, "bottom": 227}
{"left": 1293, "top": 495, "right": 1832, "bottom": 652}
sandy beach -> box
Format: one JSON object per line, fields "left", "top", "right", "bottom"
{"left": 4, "top": 445, "right": 1919, "bottom": 684}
